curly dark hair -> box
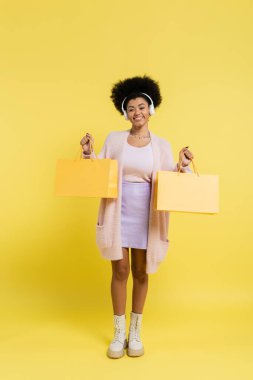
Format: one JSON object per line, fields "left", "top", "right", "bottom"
{"left": 110, "top": 74, "right": 162, "bottom": 115}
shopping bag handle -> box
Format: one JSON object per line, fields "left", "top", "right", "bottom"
{"left": 177, "top": 154, "right": 199, "bottom": 176}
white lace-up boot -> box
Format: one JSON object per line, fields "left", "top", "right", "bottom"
{"left": 127, "top": 311, "right": 144, "bottom": 357}
{"left": 107, "top": 314, "right": 128, "bottom": 359}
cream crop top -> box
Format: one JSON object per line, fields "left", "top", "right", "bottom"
{"left": 122, "top": 141, "right": 154, "bottom": 183}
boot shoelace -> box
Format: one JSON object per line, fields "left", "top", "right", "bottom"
{"left": 112, "top": 318, "right": 125, "bottom": 343}
{"left": 129, "top": 320, "right": 142, "bottom": 342}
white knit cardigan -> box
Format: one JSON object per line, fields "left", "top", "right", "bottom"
{"left": 83, "top": 128, "right": 191, "bottom": 274}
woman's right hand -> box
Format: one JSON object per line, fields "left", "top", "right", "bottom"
{"left": 80, "top": 133, "right": 94, "bottom": 154}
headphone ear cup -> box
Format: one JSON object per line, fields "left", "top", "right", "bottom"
{"left": 123, "top": 110, "right": 128, "bottom": 120}
{"left": 149, "top": 104, "right": 155, "bottom": 115}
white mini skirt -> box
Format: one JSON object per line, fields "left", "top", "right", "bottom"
{"left": 121, "top": 180, "right": 151, "bottom": 249}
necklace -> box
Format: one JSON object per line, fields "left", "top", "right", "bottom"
{"left": 129, "top": 129, "right": 151, "bottom": 140}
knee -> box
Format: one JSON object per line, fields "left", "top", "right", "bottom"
{"left": 131, "top": 267, "right": 148, "bottom": 282}
{"left": 113, "top": 265, "right": 130, "bottom": 281}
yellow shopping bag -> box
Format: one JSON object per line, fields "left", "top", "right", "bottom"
{"left": 54, "top": 146, "right": 118, "bottom": 198}
{"left": 154, "top": 159, "right": 219, "bottom": 214}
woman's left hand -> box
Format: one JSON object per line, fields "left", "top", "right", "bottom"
{"left": 179, "top": 146, "right": 194, "bottom": 167}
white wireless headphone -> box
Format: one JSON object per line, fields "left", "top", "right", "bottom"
{"left": 121, "top": 92, "right": 155, "bottom": 120}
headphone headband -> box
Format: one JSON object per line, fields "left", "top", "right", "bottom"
{"left": 121, "top": 92, "right": 154, "bottom": 113}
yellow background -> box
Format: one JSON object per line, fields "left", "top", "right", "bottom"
{"left": 0, "top": 0, "right": 252, "bottom": 379}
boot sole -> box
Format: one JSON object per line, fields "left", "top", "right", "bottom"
{"left": 107, "top": 339, "right": 128, "bottom": 359}
{"left": 127, "top": 346, "right": 144, "bottom": 357}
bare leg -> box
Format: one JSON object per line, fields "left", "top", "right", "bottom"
{"left": 131, "top": 249, "right": 148, "bottom": 314}
{"left": 110, "top": 247, "right": 130, "bottom": 315}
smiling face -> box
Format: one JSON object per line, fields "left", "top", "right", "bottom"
{"left": 126, "top": 97, "right": 150, "bottom": 128}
